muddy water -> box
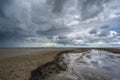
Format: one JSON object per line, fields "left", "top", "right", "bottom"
{"left": 54, "top": 49, "right": 120, "bottom": 80}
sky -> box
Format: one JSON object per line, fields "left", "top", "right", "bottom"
{"left": 0, "top": 0, "right": 120, "bottom": 47}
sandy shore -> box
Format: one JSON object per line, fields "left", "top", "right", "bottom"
{"left": 0, "top": 48, "right": 74, "bottom": 80}
{"left": 0, "top": 48, "right": 120, "bottom": 80}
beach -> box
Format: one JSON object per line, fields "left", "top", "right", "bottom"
{"left": 0, "top": 48, "right": 120, "bottom": 80}
{"left": 0, "top": 48, "right": 74, "bottom": 80}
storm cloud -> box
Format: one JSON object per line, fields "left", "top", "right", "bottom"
{"left": 78, "top": 0, "right": 111, "bottom": 20}
{"left": 0, "top": 0, "right": 120, "bottom": 47}
{"left": 0, "top": 0, "right": 11, "bottom": 17}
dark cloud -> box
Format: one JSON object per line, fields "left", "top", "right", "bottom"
{"left": 0, "top": 0, "right": 12, "bottom": 18}
{"left": 89, "top": 24, "right": 111, "bottom": 37}
{"left": 0, "top": 0, "right": 72, "bottom": 47}
{"left": 100, "top": 25, "right": 109, "bottom": 29}
{"left": 0, "top": 27, "right": 28, "bottom": 40}
{"left": 52, "top": 0, "right": 67, "bottom": 14}
{"left": 37, "top": 26, "right": 71, "bottom": 36}
{"left": 89, "top": 28, "right": 97, "bottom": 34}
{"left": 53, "top": 38, "right": 73, "bottom": 46}
{"left": 78, "top": 0, "right": 110, "bottom": 20}
{"left": 89, "top": 28, "right": 108, "bottom": 37}
{"left": 47, "top": 0, "right": 67, "bottom": 14}
{"left": 58, "top": 36, "right": 67, "bottom": 39}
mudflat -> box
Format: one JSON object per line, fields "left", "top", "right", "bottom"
{"left": 0, "top": 48, "right": 120, "bottom": 80}
{"left": 0, "top": 48, "right": 74, "bottom": 80}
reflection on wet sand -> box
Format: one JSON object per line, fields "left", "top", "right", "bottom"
{"left": 30, "top": 49, "right": 120, "bottom": 80}
{"left": 65, "top": 49, "right": 120, "bottom": 80}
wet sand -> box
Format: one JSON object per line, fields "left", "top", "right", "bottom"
{"left": 0, "top": 48, "right": 120, "bottom": 80}
{"left": 0, "top": 48, "right": 72, "bottom": 59}
{"left": 0, "top": 48, "right": 74, "bottom": 80}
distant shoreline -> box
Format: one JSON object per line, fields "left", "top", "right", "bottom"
{"left": 0, "top": 48, "right": 120, "bottom": 59}
{"left": 0, "top": 47, "right": 120, "bottom": 49}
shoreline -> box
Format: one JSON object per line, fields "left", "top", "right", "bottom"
{"left": 0, "top": 48, "right": 74, "bottom": 59}
{"left": 0, "top": 48, "right": 120, "bottom": 59}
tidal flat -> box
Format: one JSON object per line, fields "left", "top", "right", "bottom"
{"left": 0, "top": 48, "right": 120, "bottom": 80}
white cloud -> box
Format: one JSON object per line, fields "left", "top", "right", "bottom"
{"left": 108, "top": 31, "right": 118, "bottom": 38}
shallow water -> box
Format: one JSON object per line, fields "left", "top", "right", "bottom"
{"left": 56, "top": 49, "right": 120, "bottom": 80}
